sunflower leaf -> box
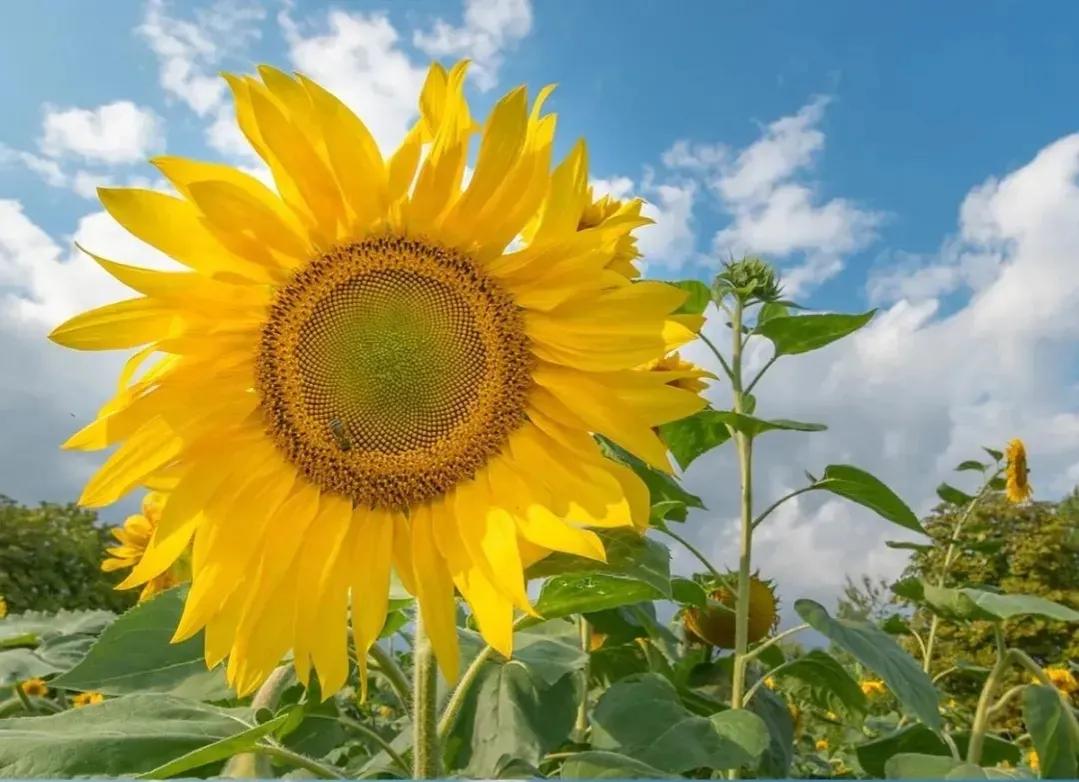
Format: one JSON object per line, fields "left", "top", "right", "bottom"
{"left": 752, "top": 310, "right": 875, "bottom": 356}
{"left": 810, "top": 465, "right": 925, "bottom": 535}
{"left": 856, "top": 725, "right": 1019, "bottom": 778}
{"left": 670, "top": 280, "right": 712, "bottom": 315}
{"left": 51, "top": 585, "right": 231, "bottom": 700}
{"left": 659, "top": 410, "right": 733, "bottom": 470}
{"left": 956, "top": 460, "right": 987, "bottom": 472}
{"left": 597, "top": 437, "right": 704, "bottom": 520}
{"left": 1023, "top": 684, "right": 1078, "bottom": 779}
{"left": 772, "top": 649, "right": 867, "bottom": 719}
{"left": 937, "top": 482, "right": 975, "bottom": 506}
{"left": 794, "top": 600, "right": 940, "bottom": 730}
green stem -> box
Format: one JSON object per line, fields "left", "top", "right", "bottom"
{"left": 988, "top": 684, "right": 1028, "bottom": 719}
{"left": 412, "top": 612, "right": 439, "bottom": 779}
{"left": 728, "top": 298, "right": 754, "bottom": 779}
{"left": 743, "top": 355, "right": 777, "bottom": 396}
{"left": 923, "top": 475, "right": 997, "bottom": 674}
{"left": 14, "top": 684, "right": 34, "bottom": 714}
{"left": 368, "top": 643, "right": 412, "bottom": 718}
{"left": 573, "top": 616, "right": 591, "bottom": 743}
{"left": 743, "top": 623, "right": 810, "bottom": 663}
{"left": 743, "top": 659, "right": 798, "bottom": 705}
{"left": 656, "top": 526, "right": 726, "bottom": 586}
{"left": 337, "top": 716, "right": 409, "bottom": 773}
{"left": 699, "top": 331, "right": 735, "bottom": 381}
{"left": 251, "top": 744, "right": 346, "bottom": 779}
{"left": 223, "top": 664, "right": 294, "bottom": 778}
{"left": 751, "top": 486, "right": 816, "bottom": 530}
{"left": 967, "top": 625, "right": 1008, "bottom": 764}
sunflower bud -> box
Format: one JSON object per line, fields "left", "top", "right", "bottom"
{"left": 714, "top": 257, "right": 783, "bottom": 304}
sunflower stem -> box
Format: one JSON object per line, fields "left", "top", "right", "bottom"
{"left": 967, "top": 625, "right": 1008, "bottom": 764}
{"left": 337, "top": 716, "right": 409, "bottom": 773}
{"left": 728, "top": 295, "right": 754, "bottom": 780}
{"left": 250, "top": 743, "right": 346, "bottom": 779}
{"left": 572, "top": 616, "right": 591, "bottom": 743}
{"left": 412, "top": 611, "right": 440, "bottom": 779}
{"left": 922, "top": 473, "right": 998, "bottom": 674}
{"left": 14, "top": 684, "right": 35, "bottom": 714}
{"left": 368, "top": 643, "right": 412, "bottom": 718}
{"left": 223, "top": 664, "right": 293, "bottom": 779}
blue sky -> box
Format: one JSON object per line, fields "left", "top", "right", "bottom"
{"left": 2, "top": 0, "right": 1079, "bottom": 620}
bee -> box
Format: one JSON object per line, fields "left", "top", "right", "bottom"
{"left": 329, "top": 418, "right": 352, "bottom": 451}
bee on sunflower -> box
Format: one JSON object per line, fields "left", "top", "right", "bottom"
{"left": 51, "top": 60, "right": 707, "bottom": 698}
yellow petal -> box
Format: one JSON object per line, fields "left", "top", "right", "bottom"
{"left": 49, "top": 298, "right": 180, "bottom": 351}
{"left": 349, "top": 508, "right": 394, "bottom": 700}
{"left": 530, "top": 139, "right": 588, "bottom": 245}
{"left": 411, "top": 504, "right": 460, "bottom": 682}
{"left": 78, "top": 416, "right": 186, "bottom": 508}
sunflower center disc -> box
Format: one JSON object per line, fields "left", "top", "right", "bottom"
{"left": 257, "top": 236, "right": 532, "bottom": 509}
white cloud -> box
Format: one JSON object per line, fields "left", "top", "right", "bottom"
{"left": 0, "top": 144, "right": 67, "bottom": 188}
{"left": 674, "top": 131, "right": 1079, "bottom": 626}
{"left": 39, "top": 101, "right": 163, "bottom": 165}
{"left": 138, "top": 0, "right": 265, "bottom": 117}
{"left": 279, "top": 7, "right": 427, "bottom": 154}
{"left": 414, "top": 0, "right": 533, "bottom": 91}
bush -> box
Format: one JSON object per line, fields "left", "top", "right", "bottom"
{"left": 0, "top": 495, "right": 135, "bottom": 614}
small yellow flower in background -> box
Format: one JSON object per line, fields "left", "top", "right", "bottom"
{"left": 72, "top": 691, "right": 104, "bottom": 708}
{"left": 1043, "top": 665, "right": 1077, "bottom": 695}
{"left": 376, "top": 704, "right": 394, "bottom": 719}
{"left": 824, "top": 710, "right": 838, "bottom": 721}
{"left": 764, "top": 676, "right": 776, "bottom": 689}
{"left": 645, "top": 352, "right": 717, "bottom": 394}
{"left": 20, "top": 678, "right": 48, "bottom": 697}
{"left": 101, "top": 492, "right": 189, "bottom": 603}
{"left": 788, "top": 704, "right": 802, "bottom": 735}
{"left": 1005, "top": 438, "right": 1033, "bottom": 503}
{"left": 1026, "top": 750, "right": 1039, "bottom": 772}
{"left": 815, "top": 738, "right": 829, "bottom": 752}
{"left": 860, "top": 679, "right": 887, "bottom": 697}
{"left": 946, "top": 697, "right": 958, "bottom": 709}
{"left": 0, "top": 596, "right": 7, "bottom": 619}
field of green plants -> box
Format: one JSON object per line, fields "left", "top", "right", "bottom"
{"left": 1, "top": 261, "right": 1076, "bottom": 780}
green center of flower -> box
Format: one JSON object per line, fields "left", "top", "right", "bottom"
{"left": 257, "top": 236, "right": 532, "bottom": 509}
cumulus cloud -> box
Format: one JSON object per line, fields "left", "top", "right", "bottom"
{"left": 675, "top": 132, "right": 1079, "bottom": 625}
{"left": 414, "top": 0, "right": 533, "bottom": 91}
{"left": 39, "top": 101, "right": 163, "bottom": 165}
{"left": 279, "top": 7, "right": 427, "bottom": 155}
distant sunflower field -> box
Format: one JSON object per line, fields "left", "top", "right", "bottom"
{"left": 1, "top": 60, "right": 1076, "bottom": 780}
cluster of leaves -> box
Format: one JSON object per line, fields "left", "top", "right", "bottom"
{"left": 0, "top": 495, "right": 136, "bottom": 614}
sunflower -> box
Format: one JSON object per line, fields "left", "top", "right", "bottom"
{"left": 72, "top": 691, "right": 104, "bottom": 708}
{"left": 20, "top": 678, "right": 48, "bottom": 698}
{"left": 1005, "top": 438, "right": 1032, "bottom": 503}
{"left": 815, "top": 738, "right": 829, "bottom": 752}
{"left": 1026, "top": 750, "right": 1039, "bottom": 772}
{"left": 51, "top": 61, "right": 706, "bottom": 698}
{"left": 101, "top": 492, "right": 189, "bottom": 603}
{"left": 682, "top": 573, "right": 779, "bottom": 648}
{"left": 0, "top": 596, "right": 6, "bottom": 619}
{"left": 859, "top": 679, "right": 886, "bottom": 697}
{"left": 1043, "top": 665, "right": 1077, "bottom": 696}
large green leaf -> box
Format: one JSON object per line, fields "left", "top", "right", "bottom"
{"left": 597, "top": 438, "right": 704, "bottom": 522}
{"left": 659, "top": 411, "right": 732, "bottom": 470}
{"left": 0, "top": 609, "right": 114, "bottom": 644}
{"left": 903, "top": 581, "right": 1079, "bottom": 623}
{"left": 856, "top": 725, "right": 1019, "bottom": 777}
{"left": 747, "top": 685, "right": 793, "bottom": 778}
{"left": 795, "top": 600, "right": 940, "bottom": 730}
{"left": 1023, "top": 684, "right": 1078, "bottom": 779}
{"left": 885, "top": 753, "right": 964, "bottom": 779}
{"left": 0, "top": 694, "right": 255, "bottom": 777}
{"left": 560, "top": 750, "right": 676, "bottom": 779}
{"left": 52, "top": 586, "right": 232, "bottom": 700}
{"left": 591, "top": 673, "right": 768, "bottom": 773}
{"left": 138, "top": 712, "right": 290, "bottom": 779}
{"left": 773, "top": 649, "right": 867, "bottom": 718}
{"left": 811, "top": 464, "right": 926, "bottom": 534}
{"left": 530, "top": 530, "right": 671, "bottom": 619}
{"left": 715, "top": 411, "right": 827, "bottom": 438}
{"left": 0, "top": 635, "right": 96, "bottom": 686}
{"left": 753, "top": 310, "right": 875, "bottom": 356}
{"left": 449, "top": 624, "right": 582, "bottom": 777}
{"left": 670, "top": 279, "right": 712, "bottom": 315}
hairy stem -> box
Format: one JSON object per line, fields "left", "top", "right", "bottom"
{"left": 967, "top": 625, "right": 1008, "bottom": 764}
{"left": 368, "top": 642, "right": 412, "bottom": 718}
{"left": 572, "top": 616, "right": 591, "bottom": 743}
{"left": 223, "top": 665, "right": 294, "bottom": 778}
{"left": 337, "top": 716, "right": 409, "bottom": 773}
{"left": 412, "top": 612, "right": 439, "bottom": 779}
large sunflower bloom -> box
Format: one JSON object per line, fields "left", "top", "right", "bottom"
{"left": 1005, "top": 438, "right": 1032, "bottom": 503}
{"left": 51, "top": 62, "right": 706, "bottom": 697}
{"left": 101, "top": 491, "right": 189, "bottom": 603}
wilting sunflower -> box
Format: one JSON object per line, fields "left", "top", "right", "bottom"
{"left": 51, "top": 61, "right": 706, "bottom": 697}
{"left": 682, "top": 573, "right": 779, "bottom": 648}
{"left": 1005, "top": 438, "right": 1032, "bottom": 503}
{"left": 102, "top": 492, "right": 189, "bottom": 602}
{"left": 72, "top": 691, "right": 104, "bottom": 708}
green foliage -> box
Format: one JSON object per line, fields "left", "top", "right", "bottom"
{"left": 1022, "top": 684, "right": 1077, "bottom": 779}
{"left": 0, "top": 495, "right": 134, "bottom": 614}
